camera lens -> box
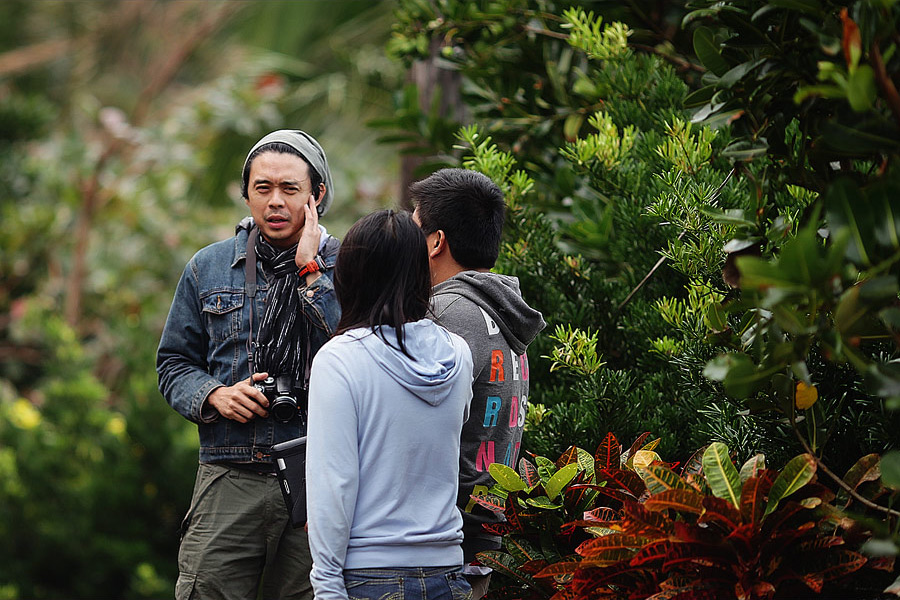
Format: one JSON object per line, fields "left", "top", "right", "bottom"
{"left": 271, "top": 394, "right": 298, "bottom": 423}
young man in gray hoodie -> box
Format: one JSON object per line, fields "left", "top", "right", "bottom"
{"left": 411, "top": 169, "right": 546, "bottom": 599}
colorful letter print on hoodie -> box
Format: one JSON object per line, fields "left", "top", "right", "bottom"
{"left": 431, "top": 271, "right": 546, "bottom": 562}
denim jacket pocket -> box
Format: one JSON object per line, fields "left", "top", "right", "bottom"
{"left": 200, "top": 290, "right": 244, "bottom": 342}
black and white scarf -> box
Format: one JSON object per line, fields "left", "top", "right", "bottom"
{"left": 253, "top": 235, "right": 310, "bottom": 389}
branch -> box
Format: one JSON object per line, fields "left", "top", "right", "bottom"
{"left": 0, "top": 39, "right": 72, "bottom": 77}
{"left": 872, "top": 43, "right": 900, "bottom": 131}
{"left": 617, "top": 230, "right": 686, "bottom": 312}
{"left": 132, "top": 2, "right": 245, "bottom": 125}
{"left": 631, "top": 43, "right": 705, "bottom": 74}
{"left": 617, "top": 167, "right": 736, "bottom": 311}
{"left": 0, "top": 1, "right": 151, "bottom": 77}
{"left": 64, "top": 1, "right": 244, "bottom": 329}
{"left": 791, "top": 412, "right": 900, "bottom": 520}
{"left": 522, "top": 25, "right": 570, "bottom": 40}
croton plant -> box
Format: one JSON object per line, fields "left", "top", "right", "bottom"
{"left": 473, "top": 433, "right": 898, "bottom": 600}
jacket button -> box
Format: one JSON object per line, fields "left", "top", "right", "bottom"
{"left": 255, "top": 451, "right": 263, "bottom": 459}
{"left": 306, "top": 290, "right": 314, "bottom": 298}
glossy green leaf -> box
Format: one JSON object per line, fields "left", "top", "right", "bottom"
{"left": 699, "top": 108, "right": 745, "bottom": 129}
{"left": 865, "top": 362, "right": 900, "bottom": 402}
{"left": 576, "top": 447, "right": 595, "bottom": 479}
{"left": 721, "top": 139, "right": 769, "bottom": 160}
{"left": 546, "top": 463, "right": 579, "bottom": 501}
{"left": 703, "top": 442, "right": 742, "bottom": 507}
{"left": 739, "top": 454, "right": 766, "bottom": 483}
{"left": 489, "top": 462, "right": 527, "bottom": 492}
{"left": 838, "top": 453, "right": 881, "bottom": 506}
{"left": 819, "top": 121, "right": 900, "bottom": 154}
{"left": 881, "top": 451, "right": 900, "bottom": 490}
{"left": 525, "top": 495, "right": 563, "bottom": 509}
{"left": 684, "top": 86, "right": 716, "bottom": 108}
{"left": 564, "top": 113, "right": 584, "bottom": 142}
{"left": 693, "top": 26, "right": 730, "bottom": 76}
{"left": 705, "top": 302, "right": 728, "bottom": 332}
{"left": 769, "top": 0, "right": 824, "bottom": 16}
{"left": 847, "top": 65, "right": 876, "bottom": 112}
{"left": 719, "top": 59, "right": 764, "bottom": 89}
{"left": 826, "top": 178, "right": 875, "bottom": 266}
{"left": 704, "top": 208, "right": 756, "bottom": 227}
{"left": 536, "top": 456, "right": 556, "bottom": 483}
{"left": 733, "top": 256, "right": 802, "bottom": 293}
{"left": 764, "top": 454, "right": 817, "bottom": 516}
{"left": 703, "top": 353, "right": 769, "bottom": 398}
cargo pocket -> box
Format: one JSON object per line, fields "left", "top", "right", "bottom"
{"left": 174, "top": 573, "right": 197, "bottom": 600}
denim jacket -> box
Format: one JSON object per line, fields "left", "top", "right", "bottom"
{"left": 157, "top": 219, "right": 340, "bottom": 464}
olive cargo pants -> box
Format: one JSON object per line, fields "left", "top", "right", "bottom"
{"left": 176, "top": 463, "right": 313, "bottom": 600}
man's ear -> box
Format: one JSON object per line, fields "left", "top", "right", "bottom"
{"left": 427, "top": 230, "right": 447, "bottom": 259}
{"left": 314, "top": 183, "right": 326, "bottom": 207}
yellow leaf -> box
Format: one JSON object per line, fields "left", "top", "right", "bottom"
{"left": 10, "top": 399, "right": 41, "bottom": 430}
{"left": 795, "top": 381, "right": 819, "bottom": 410}
{"left": 632, "top": 450, "right": 660, "bottom": 470}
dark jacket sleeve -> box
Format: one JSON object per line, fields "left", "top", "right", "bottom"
{"left": 156, "top": 259, "right": 223, "bottom": 424}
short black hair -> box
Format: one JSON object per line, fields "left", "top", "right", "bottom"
{"left": 334, "top": 209, "right": 432, "bottom": 358}
{"left": 409, "top": 168, "right": 505, "bottom": 269}
{"left": 241, "top": 141, "right": 323, "bottom": 200}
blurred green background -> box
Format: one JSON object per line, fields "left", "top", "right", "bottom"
{"left": 6, "top": 1, "right": 900, "bottom": 597}
{"left": 0, "top": 1, "right": 401, "bottom": 597}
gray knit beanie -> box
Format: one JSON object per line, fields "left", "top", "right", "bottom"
{"left": 243, "top": 129, "right": 334, "bottom": 216}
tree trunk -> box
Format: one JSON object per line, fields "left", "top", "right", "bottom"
{"left": 399, "top": 36, "right": 468, "bottom": 210}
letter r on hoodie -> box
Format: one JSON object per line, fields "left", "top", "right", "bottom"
{"left": 489, "top": 350, "right": 504, "bottom": 382}
{"left": 484, "top": 396, "right": 501, "bottom": 427}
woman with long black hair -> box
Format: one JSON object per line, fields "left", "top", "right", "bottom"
{"left": 305, "top": 209, "right": 474, "bottom": 600}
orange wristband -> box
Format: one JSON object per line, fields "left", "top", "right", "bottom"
{"left": 298, "top": 259, "right": 322, "bottom": 278}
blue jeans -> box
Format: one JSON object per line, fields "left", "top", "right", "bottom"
{"left": 344, "top": 567, "right": 472, "bottom": 600}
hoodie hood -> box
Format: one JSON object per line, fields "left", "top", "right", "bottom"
{"left": 344, "top": 319, "right": 472, "bottom": 407}
{"left": 432, "top": 272, "right": 546, "bottom": 355}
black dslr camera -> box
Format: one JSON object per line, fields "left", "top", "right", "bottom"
{"left": 254, "top": 375, "right": 305, "bottom": 424}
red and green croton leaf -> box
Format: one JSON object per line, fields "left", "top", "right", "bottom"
{"left": 636, "top": 463, "right": 692, "bottom": 495}
{"left": 595, "top": 432, "right": 621, "bottom": 471}
{"left": 519, "top": 457, "right": 540, "bottom": 489}
{"left": 644, "top": 488, "right": 704, "bottom": 515}
{"left": 596, "top": 468, "right": 645, "bottom": 497}
{"left": 739, "top": 473, "right": 773, "bottom": 525}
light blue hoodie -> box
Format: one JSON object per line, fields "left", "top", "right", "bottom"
{"left": 306, "top": 318, "right": 474, "bottom": 600}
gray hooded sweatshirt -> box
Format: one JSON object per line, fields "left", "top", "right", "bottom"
{"left": 431, "top": 271, "right": 546, "bottom": 562}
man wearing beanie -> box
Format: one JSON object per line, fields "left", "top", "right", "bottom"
{"left": 157, "top": 130, "right": 340, "bottom": 600}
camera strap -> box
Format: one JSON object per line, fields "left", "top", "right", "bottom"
{"left": 245, "top": 226, "right": 259, "bottom": 375}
